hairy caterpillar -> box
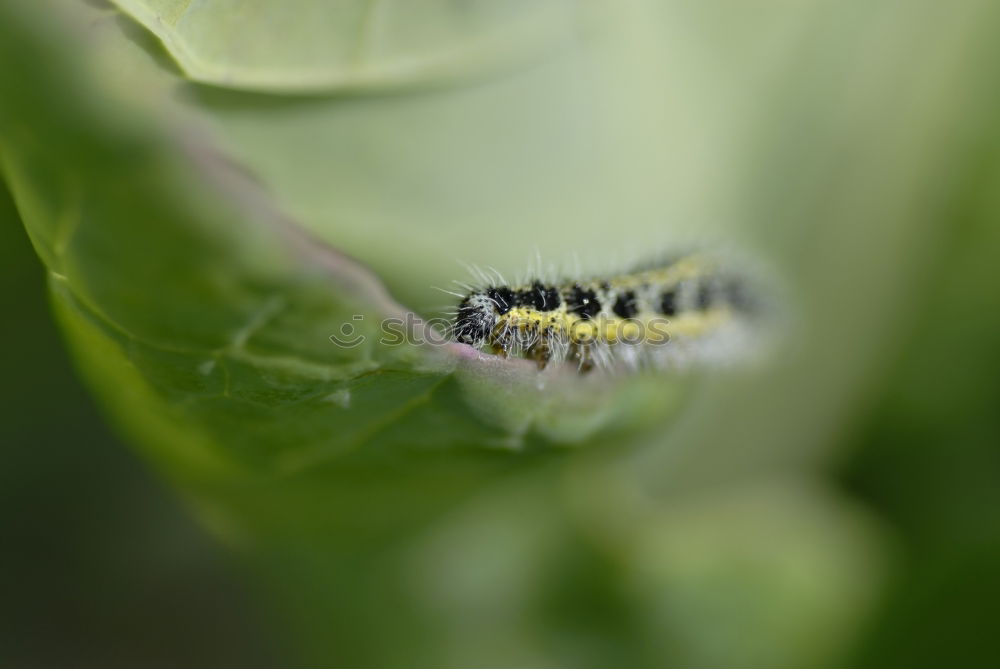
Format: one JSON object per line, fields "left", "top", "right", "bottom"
{"left": 450, "top": 252, "right": 766, "bottom": 373}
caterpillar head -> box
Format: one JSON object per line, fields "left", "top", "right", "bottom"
{"left": 453, "top": 287, "right": 514, "bottom": 346}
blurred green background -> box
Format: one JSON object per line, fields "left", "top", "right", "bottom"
{"left": 2, "top": 1, "right": 999, "bottom": 668}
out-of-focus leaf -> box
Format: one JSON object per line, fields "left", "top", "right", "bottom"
{"left": 405, "top": 474, "right": 886, "bottom": 669}
{"left": 620, "top": 483, "right": 885, "bottom": 669}
{"left": 111, "top": 0, "right": 587, "bottom": 92}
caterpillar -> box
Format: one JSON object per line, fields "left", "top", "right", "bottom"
{"left": 450, "top": 252, "right": 766, "bottom": 373}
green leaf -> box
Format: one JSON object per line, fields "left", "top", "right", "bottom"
{"left": 111, "top": 0, "right": 587, "bottom": 92}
